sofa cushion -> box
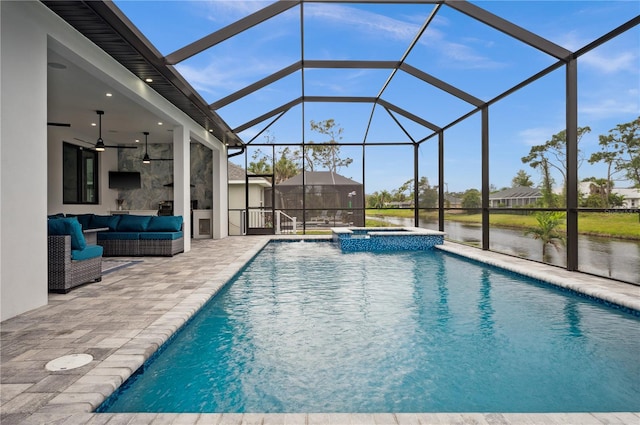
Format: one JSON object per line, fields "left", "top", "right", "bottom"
{"left": 69, "top": 213, "right": 93, "bottom": 229}
{"left": 91, "top": 214, "right": 121, "bottom": 231}
{"left": 71, "top": 244, "right": 103, "bottom": 261}
{"left": 98, "top": 232, "right": 141, "bottom": 241}
{"left": 147, "top": 215, "right": 183, "bottom": 232}
{"left": 65, "top": 217, "right": 87, "bottom": 251}
{"left": 139, "top": 231, "right": 183, "bottom": 240}
{"left": 117, "top": 215, "right": 152, "bottom": 232}
{"left": 48, "top": 217, "right": 86, "bottom": 250}
{"left": 48, "top": 213, "right": 65, "bottom": 219}
{"left": 48, "top": 217, "right": 68, "bottom": 235}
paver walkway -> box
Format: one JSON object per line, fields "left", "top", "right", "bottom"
{"left": 1, "top": 236, "right": 638, "bottom": 425}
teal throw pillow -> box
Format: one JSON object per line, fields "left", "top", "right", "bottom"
{"left": 116, "top": 215, "right": 152, "bottom": 232}
{"left": 64, "top": 217, "right": 87, "bottom": 251}
{"left": 90, "top": 214, "right": 121, "bottom": 231}
{"left": 69, "top": 213, "right": 93, "bottom": 229}
{"left": 48, "top": 217, "right": 67, "bottom": 235}
{"left": 147, "top": 216, "right": 183, "bottom": 232}
{"left": 48, "top": 217, "right": 86, "bottom": 250}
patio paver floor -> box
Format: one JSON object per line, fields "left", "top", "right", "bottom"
{"left": 1, "top": 236, "right": 638, "bottom": 425}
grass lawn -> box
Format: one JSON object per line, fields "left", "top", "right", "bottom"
{"left": 366, "top": 209, "right": 640, "bottom": 240}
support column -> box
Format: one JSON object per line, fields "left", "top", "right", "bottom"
{"left": 211, "top": 146, "right": 225, "bottom": 239}
{"left": 438, "top": 131, "right": 444, "bottom": 232}
{"left": 0, "top": 1, "right": 49, "bottom": 320}
{"left": 173, "top": 126, "right": 191, "bottom": 252}
{"left": 481, "top": 107, "right": 489, "bottom": 251}
{"left": 566, "top": 59, "right": 579, "bottom": 271}
{"left": 414, "top": 143, "right": 419, "bottom": 227}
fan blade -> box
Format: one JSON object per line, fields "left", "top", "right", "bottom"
{"left": 48, "top": 122, "right": 71, "bottom": 127}
{"left": 73, "top": 138, "right": 137, "bottom": 150}
{"left": 104, "top": 144, "right": 138, "bottom": 149}
{"left": 149, "top": 158, "right": 173, "bottom": 161}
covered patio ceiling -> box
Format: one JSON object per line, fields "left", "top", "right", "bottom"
{"left": 43, "top": 1, "right": 638, "bottom": 149}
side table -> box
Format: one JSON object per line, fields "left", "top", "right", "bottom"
{"left": 82, "top": 227, "right": 109, "bottom": 245}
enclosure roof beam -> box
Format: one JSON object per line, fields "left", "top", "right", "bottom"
{"left": 210, "top": 61, "right": 302, "bottom": 110}
{"left": 378, "top": 99, "right": 441, "bottom": 132}
{"left": 210, "top": 60, "right": 401, "bottom": 110}
{"left": 444, "top": 0, "right": 572, "bottom": 61}
{"left": 304, "top": 96, "right": 378, "bottom": 103}
{"left": 383, "top": 107, "right": 417, "bottom": 144}
{"left": 165, "top": 0, "right": 301, "bottom": 65}
{"left": 400, "top": 63, "right": 484, "bottom": 107}
{"left": 234, "top": 94, "right": 439, "bottom": 135}
{"left": 233, "top": 97, "right": 302, "bottom": 134}
{"left": 304, "top": 60, "right": 400, "bottom": 69}
{"left": 303, "top": 0, "right": 442, "bottom": 4}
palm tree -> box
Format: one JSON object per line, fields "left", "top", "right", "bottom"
{"left": 525, "top": 212, "right": 566, "bottom": 260}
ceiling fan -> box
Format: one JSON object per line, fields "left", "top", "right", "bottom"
{"left": 142, "top": 131, "right": 173, "bottom": 163}
{"left": 74, "top": 110, "right": 137, "bottom": 151}
{"left": 47, "top": 122, "right": 71, "bottom": 127}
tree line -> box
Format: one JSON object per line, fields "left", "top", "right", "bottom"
{"left": 519, "top": 116, "right": 638, "bottom": 209}
{"left": 245, "top": 117, "right": 638, "bottom": 210}
{"left": 367, "top": 116, "right": 639, "bottom": 210}
{"left": 247, "top": 119, "right": 352, "bottom": 183}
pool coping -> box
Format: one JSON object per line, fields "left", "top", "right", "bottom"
{"left": 435, "top": 242, "right": 640, "bottom": 313}
{"left": 2, "top": 236, "right": 639, "bottom": 425}
{"left": 331, "top": 226, "right": 447, "bottom": 237}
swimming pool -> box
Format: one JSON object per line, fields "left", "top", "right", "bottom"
{"left": 99, "top": 241, "right": 640, "bottom": 413}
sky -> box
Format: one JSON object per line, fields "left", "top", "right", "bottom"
{"left": 114, "top": 0, "right": 639, "bottom": 193}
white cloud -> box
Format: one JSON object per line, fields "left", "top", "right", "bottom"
{"left": 580, "top": 50, "right": 639, "bottom": 74}
{"left": 579, "top": 98, "right": 640, "bottom": 119}
{"left": 436, "top": 42, "right": 506, "bottom": 70}
{"left": 199, "top": 0, "right": 271, "bottom": 23}
{"left": 176, "top": 55, "right": 289, "bottom": 100}
{"left": 304, "top": 3, "right": 419, "bottom": 42}
{"left": 518, "top": 127, "right": 556, "bottom": 147}
{"left": 305, "top": 3, "right": 506, "bottom": 70}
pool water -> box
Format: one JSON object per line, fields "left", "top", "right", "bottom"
{"left": 100, "top": 241, "right": 640, "bottom": 413}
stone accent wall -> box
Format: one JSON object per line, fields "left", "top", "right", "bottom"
{"left": 116, "top": 143, "right": 212, "bottom": 211}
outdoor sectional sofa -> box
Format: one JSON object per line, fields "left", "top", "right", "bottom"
{"left": 47, "top": 216, "right": 103, "bottom": 293}
{"left": 71, "top": 213, "right": 184, "bottom": 257}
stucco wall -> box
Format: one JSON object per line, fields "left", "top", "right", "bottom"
{"left": 1, "top": 2, "right": 228, "bottom": 321}
{"left": 1, "top": 1, "right": 49, "bottom": 321}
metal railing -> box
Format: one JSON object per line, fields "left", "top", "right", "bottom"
{"left": 275, "top": 210, "right": 297, "bottom": 234}
{"left": 245, "top": 209, "right": 296, "bottom": 234}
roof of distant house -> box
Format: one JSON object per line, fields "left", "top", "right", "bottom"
{"left": 278, "top": 171, "right": 362, "bottom": 186}
{"left": 612, "top": 188, "right": 640, "bottom": 199}
{"left": 228, "top": 162, "right": 246, "bottom": 181}
{"left": 489, "top": 186, "right": 542, "bottom": 199}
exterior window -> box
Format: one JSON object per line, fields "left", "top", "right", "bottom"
{"left": 63, "top": 142, "right": 99, "bottom": 204}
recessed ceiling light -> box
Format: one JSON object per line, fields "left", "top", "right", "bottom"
{"left": 135, "top": 139, "right": 140, "bottom": 143}
{"left": 145, "top": 78, "right": 153, "bottom": 83}
{"left": 91, "top": 123, "right": 97, "bottom": 127}
{"left": 208, "top": 129, "right": 213, "bottom": 133}
{"left": 106, "top": 93, "right": 112, "bottom": 97}
{"left": 157, "top": 122, "right": 163, "bottom": 126}
{"left": 47, "top": 62, "right": 66, "bottom": 70}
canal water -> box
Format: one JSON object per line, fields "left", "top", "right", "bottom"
{"left": 374, "top": 216, "right": 640, "bottom": 285}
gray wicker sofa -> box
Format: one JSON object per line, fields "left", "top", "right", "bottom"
{"left": 72, "top": 214, "right": 184, "bottom": 257}
{"left": 48, "top": 217, "right": 103, "bottom": 293}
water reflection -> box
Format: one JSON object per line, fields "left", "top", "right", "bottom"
{"left": 564, "top": 300, "right": 583, "bottom": 338}
{"left": 374, "top": 216, "right": 640, "bottom": 284}
{"left": 479, "top": 269, "right": 495, "bottom": 338}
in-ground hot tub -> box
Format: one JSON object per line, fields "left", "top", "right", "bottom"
{"left": 332, "top": 227, "right": 446, "bottom": 252}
